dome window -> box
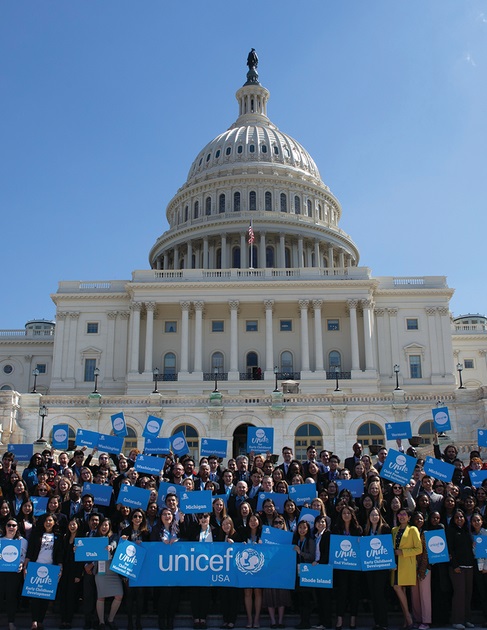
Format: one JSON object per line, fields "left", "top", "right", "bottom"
{"left": 215, "top": 149, "right": 221, "bottom": 158}
{"left": 219, "top": 194, "right": 226, "bottom": 213}
{"left": 249, "top": 191, "right": 257, "bottom": 211}
{"left": 226, "top": 147, "right": 232, "bottom": 156}
{"left": 280, "top": 193, "right": 288, "bottom": 213}
{"left": 206, "top": 153, "right": 211, "bottom": 162}
{"left": 284, "top": 147, "right": 290, "bottom": 158}
{"left": 249, "top": 144, "right": 255, "bottom": 153}
{"left": 265, "top": 191, "right": 272, "bottom": 211}
{"left": 273, "top": 146, "right": 279, "bottom": 155}
{"left": 205, "top": 197, "right": 212, "bottom": 216}
{"left": 199, "top": 158, "right": 203, "bottom": 166}
{"left": 234, "top": 192, "right": 241, "bottom": 212}
{"left": 184, "top": 205, "right": 189, "bottom": 222}
{"left": 194, "top": 201, "right": 199, "bottom": 219}
{"left": 237, "top": 146, "right": 243, "bottom": 154}
{"left": 307, "top": 200, "right": 312, "bottom": 217}
{"left": 261, "top": 145, "right": 268, "bottom": 153}
{"left": 294, "top": 196, "right": 301, "bottom": 215}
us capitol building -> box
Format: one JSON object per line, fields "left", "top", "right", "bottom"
{"left": 1, "top": 52, "right": 486, "bottom": 460}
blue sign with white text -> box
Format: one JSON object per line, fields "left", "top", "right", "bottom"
{"left": 261, "top": 525, "right": 293, "bottom": 546}
{"left": 423, "top": 456, "right": 455, "bottom": 483}
{"left": 432, "top": 406, "right": 451, "bottom": 432}
{"left": 256, "top": 492, "right": 287, "bottom": 513}
{"left": 478, "top": 429, "right": 487, "bottom": 448}
{"left": 135, "top": 454, "right": 165, "bottom": 476}
{"left": 97, "top": 433, "right": 124, "bottom": 455}
{"left": 170, "top": 432, "right": 190, "bottom": 457}
{"left": 142, "top": 415, "right": 164, "bottom": 438}
{"left": 424, "top": 530, "right": 449, "bottom": 564}
{"left": 288, "top": 483, "right": 317, "bottom": 506}
{"left": 31, "top": 496, "right": 48, "bottom": 516}
{"left": 76, "top": 429, "right": 99, "bottom": 449}
{"left": 52, "top": 424, "right": 69, "bottom": 450}
{"left": 22, "top": 563, "right": 61, "bottom": 600}
{"left": 179, "top": 490, "right": 213, "bottom": 514}
{"left": 8, "top": 443, "right": 34, "bottom": 462}
{"left": 111, "top": 412, "right": 128, "bottom": 438}
{"left": 83, "top": 482, "right": 113, "bottom": 507}
{"left": 247, "top": 427, "right": 274, "bottom": 454}
{"left": 469, "top": 470, "right": 487, "bottom": 488}
{"left": 380, "top": 449, "right": 417, "bottom": 486}
{"left": 200, "top": 438, "right": 228, "bottom": 458}
{"left": 473, "top": 534, "right": 487, "bottom": 559}
{"left": 330, "top": 535, "right": 361, "bottom": 570}
{"left": 360, "top": 535, "right": 395, "bottom": 570}
{"left": 385, "top": 421, "right": 412, "bottom": 441}
{"left": 74, "top": 536, "right": 110, "bottom": 561}
{"left": 0, "top": 539, "right": 22, "bottom": 572}
{"left": 111, "top": 539, "right": 146, "bottom": 580}
{"left": 336, "top": 479, "right": 365, "bottom": 499}
{"left": 144, "top": 437, "right": 172, "bottom": 455}
{"left": 157, "top": 481, "right": 184, "bottom": 507}
{"left": 116, "top": 485, "right": 151, "bottom": 510}
{"left": 299, "top": 563, "right": 333, "bottom": 588}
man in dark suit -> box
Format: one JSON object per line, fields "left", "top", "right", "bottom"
{"left": 302, "top": 445, "right": 327, "bottom": 478}
{"left": 344, "top": 442, "right": 363, "bottom": 473}
{"left": 194, "top": 463, "right": 220, "bottom": 491}
{"left": 75, "top": 494, "right": 104, "bottom": 533}
{"left": 277, "top": 446, "right": 294, "bottom": 481}
{"left": 227, "top": 480, "right": 249, "bottom": 518}
{"left": 61, "top": 483, "right": 83, "bottom": 519}
{"left": 217, "top": 469, "right": 237, "bottom": 497}
{"left": 235, "top": 455, "right": 251, "bottom": 484}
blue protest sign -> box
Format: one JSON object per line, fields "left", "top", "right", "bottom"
{"left": 179, "top": 490, "right": 213, "bottom": 514}
{"left": 31, "top": 496, "right": 48, "bottom": 516}
{"left": 256, "top": 492, "right": 287, "bottom": 513}
{"left": 0, "top": 539, "right": 22, "bottom": 572}
{"left": 288, "top": 483, "right": 317, "bottom": 506}
{"left": 474, "top": 534, "right": 487, "bottom": 559}
{"left": 329, "top": 535, "right": 361, "bottom": 570}
{"left": 7, "top": 443, "right": 34, "bottom": 462}
{"left": 135, "top": 454, "right": 165, "bottom": 476}
{"left": 144, "top": 437, "right": 172, "bottom": 455}
{"left": 74, "top": 536, "right": 110, "bottom": 561}
{"left": 83, "top": 482, "right": 113, "bottom": 507}
{"left": 22, "top": 563, "right": 61, "bottom": 600}
{"left": 423, "top": 456, "right": 455, "bottom": 483}
{"left": 51, "top": 424, "right": 69, "bottom": 450}
{"left": 432, "top": 406, "right": 451, "bottom": 432}
{"left": 336, "top": 479, "right": 365, "bottom": 499}
{"left": 299, "top": 563, "right": 333, "bottom": 588}
{"left": 200, "top": 438, "right": 227, "bottom": 458}
{"left": 132, "top": 542, "right": 296, "bottom": 589}
{"left": 360, "top": 535, "right": 395, "bottom": 570}
{"left": 142, "top": 415, "right": 164, "bottom": 438}
{"left": 111, "top": 412, "right": 128, "bottom": 438}
{"left": 97, "top": 433, "right": 124, "bottom": 455}
{"left": 170, "top": 431, "right": 190, "bottom": 457}
{"left": 157, "top": 481, "right": 184, "bottom": 508}
{"left": 76, "top": 429, "right": 99, "bottom": 449}
{"left": 478, "top": 429, "right": 487, "bottom": 448}
{"left": 469, "top": 470, "right": 487, "bottom": 488}
{"left": 110, "top": 539, "right": 146, "bottom": 580}
{"left": 298, "top": 508, "right": 320, "bottom": 526}
{"left": 380, "top": 449, "right": 417, "bottom": 486}
{"left": 116, "top": 485, "right": 151, "bottom": 510}
{"left": 424, "top": 530, "right": 449, "bottom": 564}
{"left": 247, "top": 427, "right": 274, "bottom": 454}
{"left": 385, "top": 421, "right": 412, "bottom": 441}
{"left": 261, "top": 525, "right": 293, "bottom": 546}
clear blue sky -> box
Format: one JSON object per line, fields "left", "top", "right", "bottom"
{"left": 1, "top": 1, "right": 486, "bottom": 329}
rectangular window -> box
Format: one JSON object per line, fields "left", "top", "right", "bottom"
{"left": 84, "top": 358, "right": 97, "bottom": 382}
{"left": 327, "top": 319, "right": 339, "bottom": 331}
{"left": 409, "top": 355, "right": 422, "bottom": 379}
{"left": 246, "top": 320, "right": 258, "bottom": 332}
{"left": 36, "top": 364, "right": 47, "bottom": 374}
{"left": 280, "top": 320, "right": 292, "bottom": 332}
{"left": 212, "top": 321, "right": 224, "bottom": 333}
{"left": 406, "top": 318, "right": 419, "bottom": 330}
{"left": 86, "top": 322, "right": 99, "bottom": 334}
{"left": 165, "top": 321, "right": 177, "bottom": 333}
{"left": 464, "top": 359, "right": 474, "bottom": 369}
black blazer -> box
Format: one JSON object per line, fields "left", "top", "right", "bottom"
{"left": 26, "top": 528, "right": 64, "bottom": 565}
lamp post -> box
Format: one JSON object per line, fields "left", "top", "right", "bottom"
{"left": 92, "top": 367, "right": 100, "bottom": 394}
{"left": 213, "top": 368, "right": 219, "bottom": 393}
{"left": 32, "top": 368, "right": 39, "bottom": 393}
{"left": 394, "top": 364, "right": 400, "bottom": 390}
{"left": 334, "top": 366, "right": 341, "bottom": 392}
{"left": 457, "top": 362, "right": 465, "bottom": 389}
{"left": 273, "top": 366, "right": 279, "bottom": 392}
{"left": 152, "top": 367, "right": 160, "bottom": 394}
{"left": 38, "top": 404, "right": 48, "bottom": 442}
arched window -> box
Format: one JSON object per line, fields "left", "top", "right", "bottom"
{"left": 249, "top": 191, "right": 257, "bottom": 211}
{"left": 307, "top": 200, "right": 312, "bottom": 217}
{"left": 246, "top": 351, "right": 259, "bottom": 378}
{"left": 328, "top": 351, "right": 341, "bottom": 371}
{"left": 234, "top": 192, "right": 241, "bottom": 212}
{"left": 294, "top": 196, "right": 301, "bottom": 215}
{"left": 184, "top": 205, "right": 189, "bottom": 222}
{"left": 318, "top": 204, "right": 322, "bottom": 220}
{"left": 212, "top": 352, "right": 224, "bottom": 373}
{"left": 194, "top": 201, "right": 199, "bottom": 219}
{"left": 357, "top": 422, "right": 385, "bottom": 450}
{"left": 163, "top": 352, "right": 177, "bottom": 378}
{"left": 266, "top": 246, "right": 275, "bottom": 268}
{"left": 172, "top": 424, "right": 199, "bottom": 460}
{"left": 294, "top": 424, "right": 323, "bottom": 461}
{"left": 280, "top": 193, "right": 287, "bottom": 213}
{"left": 418, "top": 420, "right": 435, "bottom": 445}
{"left": 123, "top": 426, "right": 138, "bottom": 454}
{"left": 265, "top": 191, "right": 272, "bottom": 211}
{"left": 232, "top": 246, "right": 241, "bottom": 269}
{"left": 0, "top": 385, "right": 12, "bottom": 390}
{"left": 205, "top": 196, "right": 212, "bottom": 216}
{"left": 281, "top": 351, "right": 293, "bottom": 377}
{"left": 219, "top": 194, "right": 226, "bottom": 213}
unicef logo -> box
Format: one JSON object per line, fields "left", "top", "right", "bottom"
{"left": 396, "top": 455, "right": 407, "bottom": 467}
{"left": 476, "top": 536, "right": 483, "bottom": 544}
{"left": 54, "top": 428, "right": 67, "bottom": 442}
{"left": 202, "top": 439, "right": 208, "bottom": 445}
{"left": 434, "top": 411, "right": 448, "bottom": 426}
{"left": 37, "top": 566, "right": 49, "bottom": 579}
{"left": 340, "top": 540, "right": 352, "bottom": 553}
{"left": 113, "top": 417, "right": 125, "bottom": 431}
{"left": 370, "top": 538, "right": 382, "bottom": 551}
{"left": 428, "top": 535, "right": 445, "bottom": 553}
{"left": 173, "top": 437, "right": 185, "bottom": 451}
{"left": 235, "top": 549, "right": 265, "bottom": 575}
{"left": 167, "top": 486, "right": 177, "bottom": 495}
{"left": 182, "top": 493, "right": 189, "bottom": 500}
{"left": 255, "top": 429, "right": 266, "bottom": 440}
{"left": 1, "top": 545, "right": 19, "bottom": 563}
{"left": 125, "top": 545, "right": 137, "bottom": 558}
{"left": 301, "top": 565, "right": 309, "bottom": 573}
{"left": 146, "top": 420, "right": 160, "bottom": 434}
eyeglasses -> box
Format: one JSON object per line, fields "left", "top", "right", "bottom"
{"left": 6, "top": 523, "right": 17, "bottom": 528}
{"left": 132, "top": 514, "right": 143, "bottom": 519}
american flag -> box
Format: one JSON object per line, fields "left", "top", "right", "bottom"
{"left": 248, "top": 223, "right": 255, "bottom": 245}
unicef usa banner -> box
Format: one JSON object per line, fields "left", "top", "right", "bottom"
{"left": 76, "top": 429, "right": 99, "bottom": 449}
{"left": 180, "top": 490, "right": 213, "bottom": 514}
{"left": 360, "top": 535, "right": 395, "bottom": 570}
{"left": 329, "top": 535, "right": 361, "bottom": 570}
{"left": 135, "top": 454, "right": 165, "bottom": 476}
{"left": 111, "top": 412, "right": 128, "bottom": 438}
{"left": 132, "top": 542, "right": 296, "bottom": 589}
{"left": 299, "top": 563, "right": 333, "bottom": 588}
{"left": 200, "top": 438, "right": 227, "bottom": 458}
{"left": 111, "top": 539, "right": 146, "bottom": 580}
{"left": 423, "top": 456, "right": 455, "bottom": 483}
{"left": 51, "top": 424, "right": 69, "bottom": 450}
{"left": 432, "top": 406, "right": 451, "bottom": 432}
{"left": 22, "top": 563, "right": 61, "bottom": 600}
{"left": 116, "top": 484, "right": 151, "bottom": 510}
{"left": 0, "top": 539, "right": 22, "bottom": 572}
{"left": 143, "top": 415, "right": 164, "bottom": 438}
{"left": 380, "top": 449, "right": 417, "bottom": 486}
{"left": 424, "top": 530, "right": 449, "bottom": 564}
{"left": 385, "top": 421, "right": 412, "bottom": 441}
{"left": 247, "top": 427, "right": 274, "bottom": 454}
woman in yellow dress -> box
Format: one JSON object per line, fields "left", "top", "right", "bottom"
{"left": 392, "top": 508, "right": 422, "bottom": 629}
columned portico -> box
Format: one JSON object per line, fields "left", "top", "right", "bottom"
{"left": 313, "top": 300, "right": 324, "bottom": 371}
{"left": 180, "top": 301, "right": 191, "bottom": 374}
{"left": 299, "top": 299, "right": 310, "bottom": 373}
{"left": 193, "top": 301, "right": 204, "bottom": 374}
{"left": 264, "top": 299, "right": 274, "bottom": 375}
{"left": 143, "top": 302, "right": 156, "bottom": 374}
{"left": 348, "top": 299, "right": 360, "bottom": 372}
{"left": 228, "top": 300, "right": 239, "bottom": 379}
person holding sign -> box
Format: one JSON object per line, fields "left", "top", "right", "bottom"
{"left": 363, "top": 508, "right": 391, "bottom": 630}
{"left": 471, "top": 512, "right": 487, "bottom": 627}
{"left": 120, "top": 510, "right": 150, "bottom": 630}
{"left": 262, "top": 516, "right": 292, "bottom": 629}
{"left": 217, "top": 517, "right": 241, "bottom": 630}
{"left": 410, "top": 512, "right": 432, "bottom": 630}
{"left": 94, "top": 519, "right": 123, "bottom": 630}
{"left": 0, "top": 517, "right": 28, "bottom": 630}
{"left": 58, "top": 518, "right": 84, "bottom": 630}
{"left": 447, "top": 509, "right": 476, "bottom": 630}
{"left": 311, "top": 514, "right": 332, "bottom": 630}
{"left": 293, "top": 520, "right": 316, "bottom": 629}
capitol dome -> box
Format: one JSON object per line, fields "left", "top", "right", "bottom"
{"left": 149, "top": 54, "right": 359, "bottom": 272}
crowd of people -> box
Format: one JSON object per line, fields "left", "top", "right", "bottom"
{"left": 0, "top": 436, "right": 487, "bottom": 630}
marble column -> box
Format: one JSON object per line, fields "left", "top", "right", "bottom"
{"left": 52, "top": 311, "right": 67, "bottom": 380}
{"left": 203, "top": 237, "right": 209, "bottom": 269}
{"left": 328, "top": 245, "right": 334, "bottom": 268}
{"left": 66, "top": 312, "right": 80, "bottom": 381}
{"left": 193, "top": 301, "right": 204, "bottom": 372}
{"left": 221, "top": 235, "right": 227, "bottom": 269}
{"left": 361, "top": 299, "right": 375, "bottom": 370}
{"left": 129, "top": 302, "right": 142, "bottom": 373}
{"left": 229, "top": 300, "right": 239, "bottom": 373}
{"left": 187, "top": 241, "right": 193, "bottom": 270}
{"left": 143, "top": 302, "right": 156, "bottom": 373}
{"left": 106, "top": 311, "right": 117, "bottom": 380}
{"left": 313, "top": 300, "right": 324, "bottom": 371}
{"left": 298, "top": 237, "right": 304, "bottom": 268}
{"left": 314, "top": 240, "right": 321, "bottom": 268}
{"left": 174, "top": 245, "right": 179, "bottom": 270}
{"left": 347, "top": 299, "right": 360, "bottom": 371}
{"left": 259, "top": 232, "right": 266, "bottom": 268}
{"left": 299, "top": 299, "right": 310, "bottom": 371}
{"left": 240, "top": 233, "right": 247, "bottom": 268}
{"left": 264, "top": 300, "right": 275, "bottom": 371}
{"left": 279, "top": 234, "right": 285, "bottom": 268}
{"left": 180, "top": 301, "right": 191, "bottom": 373}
